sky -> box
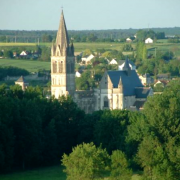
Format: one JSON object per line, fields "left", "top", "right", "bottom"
{"left": 0, "top": 0, "right": 180, "bottom": 31}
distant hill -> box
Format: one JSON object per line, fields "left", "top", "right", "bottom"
{"left": 0, "top": 27, "right": 179, "bottom": 43}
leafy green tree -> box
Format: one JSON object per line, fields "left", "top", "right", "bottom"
{"left": 110, "top": 150, "right": 132, "bottom": 180}
{"left": 4, "top": 50, "right": 13, "bottom": 58}
{"left": 0, "top": 51, "right": 3, "bottom": 57}
{"left": 0, "top": 35, "right": 6, "bottom": 42}
{"left": 40, "top": 47, "right": 50, "bottom": 61}
{"left": 134, "top": 82, "right": 180, "bottom": 179}
{"left": 82, "top": 49, "right": 93, "bottom": 57}
{"left": 87, "top": 33, "right": 98, "bottom": 42}
{"left": 122, "top": 44, "right": 133, "bottom": 51}
{"left": 93, "top": 110, "right": 130, "bottom": 153}
{"left": 75, "top": 70, "right": 94, "bottom": 90}
{"left": 62, "top": 142, "right": 110, "bottom": 180}
{"left": 42, "top": 34, "right": 53, "bottom": 42}
{"left": 136, "top": 42, "right": 147, "bottom": 60}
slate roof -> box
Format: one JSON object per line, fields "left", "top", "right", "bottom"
{"left": 107, "top": 70, "right": 143, "bottom": 96}
{"left": 135, "top": 87, "right": 151, "bottom": 98}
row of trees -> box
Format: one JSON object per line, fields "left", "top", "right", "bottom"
{"left": 1, "top": 80, "right": 180, "bottom": 179}
{"left": 0, "top": 66, "right": 29, "bottom": 80}
{"left": 135, "top": 29, "right": 165, "bottom": 41}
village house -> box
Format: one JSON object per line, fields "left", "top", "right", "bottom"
{"left": 81, "top": 54, "right": 94, "bottom": 64}
{"left": 126, "top": 38, "right": 132, "bottom": 43}
{"left": 139, "top": 73, "right": 154, "bottom": 86}
{"left": 145, "top": 37, "right": 153, "bottom": 44}
{"left": 109, "top": 59, "right": 118, "bottom": 65}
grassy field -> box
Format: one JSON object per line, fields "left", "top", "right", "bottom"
{"left": 0, "top": 42, "right": 37, "bottom": 47}
{"left": 1, "top": 41, "right": 180, "bottom": 58}
{"left": 0, "top": 165, "right": 143, "bottom": 180}
{"left": 0, "top": 58, "right": 50, "bottom": 72}
{"left": 0, "top": 166, "right": 66, "bottom": 180}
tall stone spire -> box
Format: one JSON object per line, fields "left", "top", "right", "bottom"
{"left": 56, "top": 10, "right": 69, "bottom": 50}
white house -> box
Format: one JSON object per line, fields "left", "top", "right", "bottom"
{"left": 75, "top": 71, "right": 81, "bottom": 77}
{"left": 109, "top": 59, "right": 118, "bottom": 65}
{"left": 81, "top": 54, "right": 94, "bottom": 64}
{"left": 20, "top": 51, "right": 28, "bottom": 56}
{"left": 145, "top": 38, "right": 153, "bottom": 44}
{"left": 126, "top": 38, "right": 132, "bottom": 43}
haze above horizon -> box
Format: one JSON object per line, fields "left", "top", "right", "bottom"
{"left": 0, "top": 0, "right": 180, "bottom": 31}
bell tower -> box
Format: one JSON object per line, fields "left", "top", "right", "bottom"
{"left": 51, "top": 10, "right": 75, "bottom": 98}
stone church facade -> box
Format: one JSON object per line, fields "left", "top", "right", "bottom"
{"left": 51, "top": 11, "right": 152, "bottom": 113}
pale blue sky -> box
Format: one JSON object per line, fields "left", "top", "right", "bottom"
{"left": 0, "top": 0, "right": 180, "bottom": 30}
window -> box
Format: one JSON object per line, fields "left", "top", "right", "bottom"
{"left": 59, "top": 61, "right": 63, "bottom": 73}
{"left": 53, "top": 61, "right": 57, "bottom": 73}
{"left": 104, "top": 96, "right": 109, "bottom": 107}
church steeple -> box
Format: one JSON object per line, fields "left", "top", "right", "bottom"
{"left": 56, "top": 10, "right": 69, "bottom": 52}
{"left": 51, "top": 10, "right": 75, "bottom": 98}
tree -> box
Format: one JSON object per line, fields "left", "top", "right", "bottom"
{"left": 42, "top": 34, "right": 53, "bottom": 42}
{"left": 40, "top": 47, "right": 50, "bottom": 61}
{"left": 0, "top": 35, "right": 6, "bottom": 42}
{"left": 135, "top": 82, "right": 180, "bottom": 179}
{"left": 62, "top": 142, "right": 110, "bottom": 180}
{"left": 110, "top": 150, "right": 132, "bottom": 180}
{"left": 4, "top": 50, "right": 13, "bottom": 58}
{"left": 136, "top": 42, "right": 147, "bottom": 60}
{"left": 122, "top": 44, "right": 133, "bottom": 51}
{"left": 93, "top": 110, "right": 130, "bottom": 153}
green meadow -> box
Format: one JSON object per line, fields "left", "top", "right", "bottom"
{"left": 0, "top": 59, "right": 50, "bottom": 72}
{"left": 0, "top": 166, "right": 66, "bottom": 180}
{"left": 0, "top": 165, "right": 143, "bottom": 180}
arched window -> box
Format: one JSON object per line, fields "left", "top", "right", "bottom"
{"left": 104, "top": 96, "right": 109, "bottom": 108}
{"left": 59, "top": 61, "right": 63, "bottom": 73}
{"left": 53, "top": 61, "right": 57, "bottom": 73}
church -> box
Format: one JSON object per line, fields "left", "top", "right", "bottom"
{"left": 51, "top": 11, "right": 152, "bottom": 113}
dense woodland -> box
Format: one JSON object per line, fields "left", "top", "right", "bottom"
{"left": 0, "top": 80, "right": 180, "bottom": 179}
{"left": 0, "top": 27, "right": 180, "bottom": 43}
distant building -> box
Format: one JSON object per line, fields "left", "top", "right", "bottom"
{"left": 139, "top": 73, "right": 154, "bottom": 86}
{"left": 157, "top": 73, "right": 170, "bottom": 80}
{"left": 75, "top": 71, "right": 81, "bottom": 77}
{"left": 109, "top": 59, "right": 118, "bottom": 65}
{"left": 118, "top": 60, "right": 136, "bottom": 70}
{"left": 154, "top": 80, "right": 169, "bottom": 87}
{"left": 81, "top": 54, "right": 94, "bottom": 64}
{"left": 20, "top": 51, "right": 28, "bottom": 56}
{"left": 126, "top": 38, "right": 132, "bottom": 43}
{"left": 15, "top": 76, "right": 29, "bottom": 91}
{"left": 96, "top": 59, "right": 153, "bottom": 110}
{"left": 145, "top": 38, "right": 153, "bottom": 44}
